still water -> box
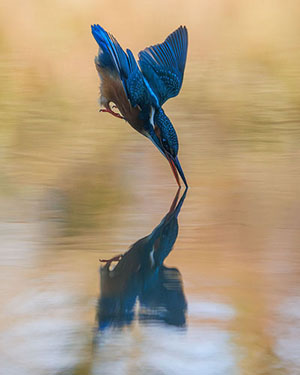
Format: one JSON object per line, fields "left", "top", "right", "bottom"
{"left": 1, "top": 2, "right": 300, "bottom": 373}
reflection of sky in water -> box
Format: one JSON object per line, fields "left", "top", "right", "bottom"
{"left": 0, "top": 289, "right": 86, "bottom": 374}
{"left": 93, "top": 327, "right": 235, "bottom": 375}
{"left": 188, "top": 300, "right": 235, "bottom": 320}
{"left": 0, "top": 272, "right": 237, "bottom": 375}
{"left": 275, "top": 297, "right": 300, "bottom": 369}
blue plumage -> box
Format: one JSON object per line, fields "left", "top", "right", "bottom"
{"left": 124, "top": 48, "right": 152, "bottom": 108}
{"left": 91, "top": 25, "right": 130, "bottom": 92}
{"left": 91, "top": 24, "right": 189, "bottom": 187}
{"left": 154, "top": 108, "right": 179, "bottom": 157}
{"left": 92, "top": 24, "right": 155, "bottom": 113}
{"left": 138, "top": 26, "right": 188, "bottom": 106}
{"left": 97, "top": 189, "right": 187, "bottom": 330}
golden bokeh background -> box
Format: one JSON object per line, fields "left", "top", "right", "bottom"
{"left": 1, "top": 1, "right": 300, "bottom": 374}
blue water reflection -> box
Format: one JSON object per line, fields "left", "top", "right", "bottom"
{"left": 97, "top": 189, "right": 187, "bottom": 330}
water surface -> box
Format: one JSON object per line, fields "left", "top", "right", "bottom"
{"left": 1, "top": 1, "right": 300, "bottom": 374}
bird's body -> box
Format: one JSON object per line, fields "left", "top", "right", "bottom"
{"left": 91, "top": 24, "right": 188, "bottom": 187}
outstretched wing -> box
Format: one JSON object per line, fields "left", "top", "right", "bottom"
{"left": 91, "top": 24, "right": 157, "bottom": 111}
{"left": 138, "top": 26, "right": 188, "bottom": 106}
{"left": 91, "top": 24, "right": 130, "bottom": 88}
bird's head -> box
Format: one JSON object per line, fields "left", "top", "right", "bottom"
{"left": 148, "top": 109, "right": 188, "bottom": 187}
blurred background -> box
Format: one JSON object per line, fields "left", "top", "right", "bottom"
{"left": 1, "top": 0, "right": 300, "bottom": 374}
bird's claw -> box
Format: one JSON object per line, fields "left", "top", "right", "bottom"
{"left": 99, "top": 107, "right": 124, "bottom": 119}
{"left": 99, "top": 254, "right": 123, "bottom": 264}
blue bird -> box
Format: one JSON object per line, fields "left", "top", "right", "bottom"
{"left": 97, "top": 188, "right": 187, "bottom": 330}
{"left": 91, "top": 24, "right": 188, "bottom": 187}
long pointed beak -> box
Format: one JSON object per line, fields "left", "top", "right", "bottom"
{"left": 166, "top": 154, "right": 188, "bottom": 188}
{"left": 173, "top": 156, "right": 188, "bottom": 188}
{"left": 166, "top": 155, "right": 181, "bottom": 187}
{"left": 148, "top": 130, "right": 188, "bottom": 188}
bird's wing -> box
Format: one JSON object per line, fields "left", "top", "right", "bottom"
{"left": 91, "top": 24, "right": 157, "bottom": 110}
{"left": 91, "top": 25, "right": 130, "bottom": 88}
{"left": 125, "top": 48, "right": 159, "bottom": 109}
{"left": 138, "top": 26, "right": 188, "bottom": 106}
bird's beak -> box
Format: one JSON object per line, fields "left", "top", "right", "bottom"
{"left": 166, "top": 153, "right": 188, "bottom": 188}
{"left": 148, "top": 130, "right": 188, "bottom": 188}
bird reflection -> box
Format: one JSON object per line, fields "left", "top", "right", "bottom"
{"left": 97, "top": 188, "right": 187, "bottom": 330}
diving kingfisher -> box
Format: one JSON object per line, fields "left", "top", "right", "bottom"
{"left": 91, "top": 24, "right": 188, "bottom": 187}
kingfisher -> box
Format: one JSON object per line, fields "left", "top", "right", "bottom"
{"left": 97, "top": 188, "right": 187, "bottom": 330}
{"left": 91, "top": 24, "right": 188, "bottom": 187}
